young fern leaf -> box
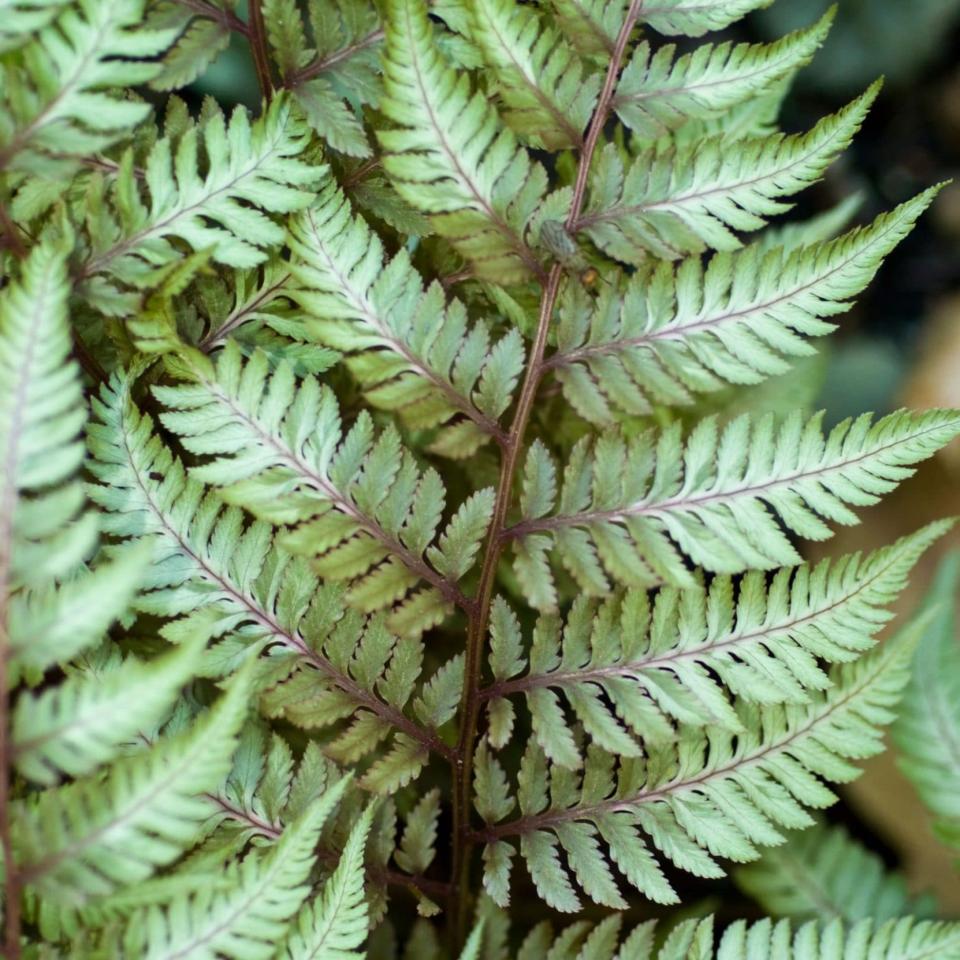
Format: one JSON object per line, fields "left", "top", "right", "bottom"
{"left": 155, "top": 343, "right": 494, "bottom": 635}
{"left": 279, "top": 803, "right": 374, "bottom": 960}
{"left": 548, "top": 191, "right": 937, "bottom": 421}
{"left": 735, "top": 821, "right": 935, "bottom": 922}
{"left": 0, "top": 0, "right": 176, "bottom": 175}
{"left": 13, "top": 664, "right": 252, "bottom": 906}
{"left": 509, "top": 410, "right": 960, "bottom": 608}
{"left": 613, "top": 12, "right": 833, "bottom": 140}
{"left": 86, "top": 376, "right": 451, "bottom": 787}
{"left": 475, "top": 631, "right": 918, "bottom": 911}
{"left": 76, "top": 98, "right": 324, "bottom": 316}
{"left": 287, "top": 181, "right": 523, "bottom": 455}
{"left": 483, "top": 521, "right": 947, "bottom": 766}
{"left": 640, "top": 0, "right": 774, "bottom": 38}
{"left": 467, "top": 0, "right": 601, "bottom": 150}
{"left": 119, "top": 777, "right": 351, "bottom": 960}
{"left": 510, "top": 915, "right": 960, "bottom": 960}
{"left": 378, "top": 0, "right": 547, "bottom": 282}
{"left": 893, "top": 551, "right": 960, "bottom": 854}
{"left": 581, "top": 85, "right": 878, "bottom": 262}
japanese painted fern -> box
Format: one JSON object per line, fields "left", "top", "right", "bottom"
{"left": 1, "top": 1, "right": 958, "bottom": 957}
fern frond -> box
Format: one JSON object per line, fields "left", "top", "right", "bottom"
{"left": 640, "top": 0, "right": 774, "bottom": 38}
{"left": 893, "top": 551, "right": 960, "bottom": 853}
{"left": 14, "top": 665, "right": 251, "bottom": 906}
{"left": 614, "top": 12, "right": 832, "bottom": 140}
{"left": 288, "top": 181, "right": 523, "bottom": 454}
{"left": 279, "top": 802, "right": 373, "bottom": 960}
{"left": 484, "top": 522, "right": 946, "bottom": 766}
{"left": 86, "top": 376, "right": 451, "bottom": 781}
{"left": 12, "top": 633, "right": 203, "bottom": 785}
{"left": 76, "top": 97, "right": 324, "bottom": 316}
{"left": 581, "top": 86, "right": 877, "bottom": 262}
{"left": 509, "top": 410, "right": 960, "bottom": 607}
{"left": 548, "top": 192, "right": 935, "bottom": 422}
{"left": 0, "top": 0, "right": 68, "bottom": 52}
{"left": 156, "top": 343, "right": 493, "bottom": 634}
{"left": 0, "top": 0, "right": 176, "bottom": 174}
{"left": 378, "top": 0, "right": 547, "bottom": 282}
{"left": 467, "top": 0, "right": 601, "bottom": 150}
{"left": 735, "top": 821, "right": 935, "bottom": 922}
{"left": 121, "top": 777, "right": 350, "bottom": 960}
{"left": 475, "top": 632, "right": 916, "bottom": 910}
{"left": 520, "top": 914, "right": 960, "bottom": 960}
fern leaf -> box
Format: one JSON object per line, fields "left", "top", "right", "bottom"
{"left": 12, "top": 631, "right": 203, "bottom": 785}
{"left": 14, "top": 664, "right": 252, "bottom": 906}
{"left": 485, "top": 522, "right": 947, "bottom": 765}
{"left": 467, "top": 0, "right": 601, "bottom": 150}
{"left": 378, "top": 0, "right": 546, "bottom": 282}
{"left": 0, "top": 0, "right": 176, "bottom": 174}
{"left": 547, "top": 0, "right": 624, "bottom": 58}
{"left": 614, "top": 12, "right": 833, "bottom": 140}
{"left": 641, "top": 0, "right": 774, "bottom": 38}
{"left": 735, "top": 821, "right": 935, "bottom": 922}
{"left": 280, "top": 803, "right": 373, "bottom": 960}
{"left": 86, "top": 375, "right": 449, "bottom": 782}
{"left": 123, "top": 778, "right": 350, "bottom": 960}
{"left": 509, "top": 410, "right": 960, "bottom": 605}
{"left": 156, "top": 342, "right": 492, "bottom": 633}
{"left": 76, "top": 97, "right": 324, "bottom": 316}
{"left": 549, "top": 192, "right": 936, "bottom": 421}
{"left": 524, "top": 915, "right": 960, "bottom": 960}
{"left": 581, "top": 86, "right": 878, "bottom": 262}
{"left": 287, "top": 181, "right": 522, "bottom": 453}
{"left": 477, "top": 631, "right": 917, "bottom": 910}
{"left": 893, "top": 551, "right": 960, "bottom": 853}
{"left": 144, "top": 0, "right": 235, "bottom": 91}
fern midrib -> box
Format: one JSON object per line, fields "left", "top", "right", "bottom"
{"left": 200, "top": 375, "right": 470, "bottom": 610}
{"left": 577, "top": 116, "right": 850, "bottom": 227}
{"left": 116, "top": 407, "right": 453, "bottom": 760}
{"left": 395, "top": 0, "right": 544, "bottom": 278}
{"left": 555, "top": 0, "right": 616, "bottom": 54}
{"left": 477, "top": 9, "right": 584, "bottom": 148}
{"left": 507, "top": 418, "right": 958, "bottom": 538}
{"left": 752, "top": 839, "right": 845, "bottom": 919}
{"left": 549, "top": 203, "right": 909, "bottom": 367}
{"left": 297, "top": 206, "right": 504, "bottom": 439}
{"left": 479, "top": 547, "right": 907, "bottom": 701}
{"left": 477, "top": 637, "right": 899, "bottom": 840}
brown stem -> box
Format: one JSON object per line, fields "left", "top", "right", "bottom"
{"left": 247, "top": 0, "right": 274, "bottom": 102}
{"left": 286, "top": 29, "right": 386, "bottom": 89}
{"left": 447, "top": 1, "right": 644, "bottom": 944}
{"left": 176, "top": 0, "right": 251, "bottom": 36}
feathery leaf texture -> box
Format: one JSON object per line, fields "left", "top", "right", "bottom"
{"left": 0, "top": 0, "right": 176, "bottom": 174}
{"left": 613, "top": 12, "right": 833, "bottom": 140}
{"left": 509, "top": 914, "right": 960, "bottom": 960}
{"left": 893, "top": 551, "right": 960, "bottom": 854}
{"left": 509, "top": 410, "right": 960, "bottom": 608}
{"left": 581, "top": 85, "right": 879, "bottom": 262}
{"left": 288, "top": 181, "right": 523, "bottom": 454}
{"left": 548, "top": 191, "right": 937, "bottom": 421}
{"left": 640, "top": 0, "right": 775, "bottom": 38}
{"left": 89, "top": 376, "right": 454, "bottom": 783}
{"left": 735, "top": 821, "right": 935, "bottom": 922}
{"left": 475, "top": 632, "right": 918, "bottom": 910}
{"left": 484, "top": 522, "right": 947, "bottom": 766}
{"left": 467, "top": 0, "right": 601, "bottom": 150}
{"left": 378, "top": 0, "right": 547, "bottom": 282}
{"left": 154, "top": 342, "right": 493, "bottom": 634}
{"left": 76, "top": 97, "right": 324, "bottom": 316}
